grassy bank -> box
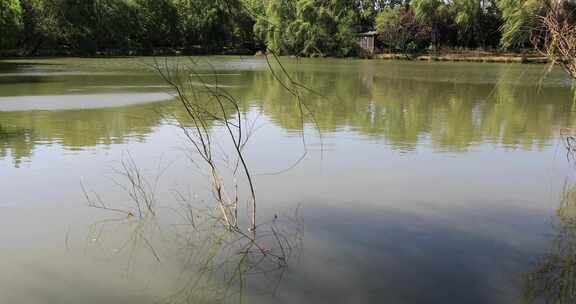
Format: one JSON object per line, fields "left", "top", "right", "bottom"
{"left": 375, "top": 50, "right": 548, "bottom": 64}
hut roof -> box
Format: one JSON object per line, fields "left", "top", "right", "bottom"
{"left": 358, "top": 31, "right": 378, "bottom": 36}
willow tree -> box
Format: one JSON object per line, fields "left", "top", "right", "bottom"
{"left": 497, "top": 0, "right": 576, "bottom": 80}
{"left": 255, "top": 0, "right": 297, "bottom": 54}
{"left": 257, "top": 0, "right": 359, "bottom": 57}
{"left": 177, "top": 0, "right": 253, "bottom": 53}
{"left": 497, "top": 0, "right": 546, "bottom": 48}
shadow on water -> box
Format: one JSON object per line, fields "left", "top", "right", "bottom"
{"left": 0, "top": 61, "right": 60, "bottom": 72}
{"left": 0, "top": 61, "right": 61, "bottom": 87}
{"left": 521, "top": 135, "right": 576, "bottom": 304}
{"left": 0, "top": 61, "right": 64, "bottom": 83}
{"left": 274, "top": 201, "right": 546, "bottom": 304}
{"left": 523, "top": 182, "right": 576, "bottom": 304}
{"left": 0, "top": 76, "right": 56, "bottom": 85}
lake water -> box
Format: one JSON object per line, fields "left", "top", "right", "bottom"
{"left": 1, "top": 56, "right": 575, "bottom": 303}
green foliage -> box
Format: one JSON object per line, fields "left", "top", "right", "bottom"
{"left": 376, "top": 6, "right": 431, "bottom": 53}
{"left": 497, "top": 0, "right": 544, "bottom": 48}
{"left": 258, "top": 0, "right": 360, "bottom": 57}
{"left": 136, "top": 0, "right": 181, "bottom": 53}
{"left": 412, "top": 0, "right": 444, "bottom": 23}
{"left": 376, "top": 6, "right": 400, "bottom": 33}
{"left": 451, "top": 0, "right": 481, "bottom": 43}
{"left": 0, "top": 0, "right": 571, "bottom": 57}
{"left": 177, "top": 0, "right": 255, "bottom": 53}
{"left": 20, "top": 0, "right": 66, "bottom": 54}
{"left": 0, "top": 0, "right": 24, "bottom": 50}
{"left": 411, "top": 0, "right": 451, "bottom": 47}
{"left": 1, "top": 0, "right": 259, "bottom": 55}
{"left": 256, "top": 0, "right": 296, "bottom": 54}
{"left": 449, "top": 0, "right": 502, "bottom": 48}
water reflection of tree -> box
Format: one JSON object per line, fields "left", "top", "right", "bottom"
{"left": 0, "top": 100, "right": 178, "bottom": 165}
{"left": 0, "top": 91, "right": 239, "bottom": 166}
{"left": 523, "top": 182, "right": 576, "bottom": 304}
{"left": 3, "top": 62, "right": 574, "bottom": 166}
{"left": 0, "top": 123, "right": 33, "bottom": 167}
{"left": 231, "top": 63, "right": 575, "bottom": 152}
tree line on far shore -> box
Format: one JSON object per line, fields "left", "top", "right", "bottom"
{"left": 0, "top": 0, "right": 574, "bottom": 57}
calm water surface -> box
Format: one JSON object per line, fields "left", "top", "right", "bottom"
{"left": 1, "top": 57, "right": 575, "bottom": 303}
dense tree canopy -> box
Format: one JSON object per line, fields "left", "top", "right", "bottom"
{"left": 0, "top": 0, "right": 573, "bottom": 57}
{"left": 254, "top": 0, "right": 359, "bottom": 56}
{"left": 0, "top": 0, "right": 24, "bottom": 49}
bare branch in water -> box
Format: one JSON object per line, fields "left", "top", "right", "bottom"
{"left": 81, "top": 54, "right": 313, "bottom": 303}
{"left": 147, "top": 53, "right": 322, "bottom": 237}
{"left": 560, "top": 128, "right": 576, "bottom": 163}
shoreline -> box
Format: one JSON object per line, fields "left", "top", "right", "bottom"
{"left": 0, "top": 51, "right": 549, "bottom": 65}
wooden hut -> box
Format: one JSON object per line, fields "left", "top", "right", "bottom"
{"left": 357, "top": 31, "right": 377, "bottom": 53}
